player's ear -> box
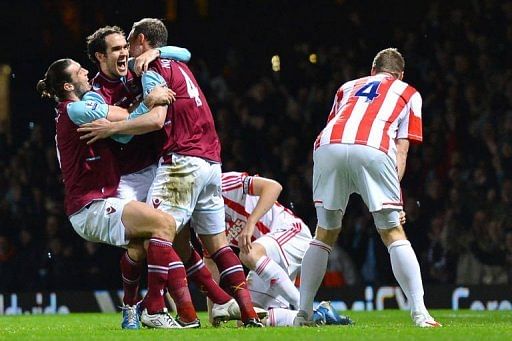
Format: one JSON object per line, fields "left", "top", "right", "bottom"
{"left": 95, "top": 51, "right": 106, "bottom": 63}
{"left": 370, "top": 67, "right": 377, "bottom": 76}
{"left": 63, "top": 82, "right": 74, "bottom": 92}
{"left": 138, "top": 33, "right": 146, "bottom": 45}
{"left": 399, "top": 71, "right": 404, "bottom": 80}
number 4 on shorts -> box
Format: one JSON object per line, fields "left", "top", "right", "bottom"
{"left": 355, "top": 81, "right": 381, "bottom": 102}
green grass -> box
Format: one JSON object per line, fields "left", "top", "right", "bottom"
{"left": 0, "top": 310, "right": 511, "bottom": 340}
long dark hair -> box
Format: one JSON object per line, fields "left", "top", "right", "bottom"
{"left": 36, "top": 59, "right": 73, "bottom": 102}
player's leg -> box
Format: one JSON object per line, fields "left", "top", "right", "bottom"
{"left": 121, "top": 242, "right": 145, "bottom": 306}
{"left": 193, "top": 161, "right": 262, "bottom": 327}
{"left": 376, "top": 218, "right": 440, "bottom": 327}
{"left": 116, "top": 166, "right": 156, "bottom": 328}
{"left": 145, "top": 161, "right": 200, "bottom": 327}
{"left": 239, "top": 240, "right": 299, "bottom": 309}
{"left": 173, "top": 226, "right": 233, "bottom": 305}
{"left": 354, "top": 144, "right": 440, "bottom": 328}
{"left": 122, "top": 200, "right": 192, "bottom": 327}
{"left": 295, "top": 144, "right": 349, "bottom": 324}
{"left": 296, "top": 221, "right": 341, "bottom": 324}
{"left": 119, "top": 241, "right": 145, "bottom": 329}
{"left": 70, "top": 198, "right": 181, "bottom": 328}
{"left": 200, "top": 232, "right": 261, "bottom": 327}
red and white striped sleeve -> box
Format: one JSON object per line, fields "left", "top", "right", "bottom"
{"left": 397, "top": 89, "right": 423, "bottom": 143}
{"left": 221, "top": 171, "right": 255, "bottom": 197}
{"left": 326, "top": 86, "right": 344, "bottom": 123}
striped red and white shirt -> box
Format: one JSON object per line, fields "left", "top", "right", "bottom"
{"left": 221, "top": 172, "right": 306, "bottom": 248}
{"left": 314, "top": 73, "right": 423, "bottom": 163}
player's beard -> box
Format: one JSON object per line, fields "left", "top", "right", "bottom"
{"left": 75, "top": 82, "right": 92, "bottom": 99}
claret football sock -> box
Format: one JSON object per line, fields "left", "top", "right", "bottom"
{"left": 167, "top": 248, "right": 198, "bottom": 323}
{"left": 211, "top": 246, "right": 258, "bottom": 321}
{"left": 120, "top": 251, "right": 142, "bottom": 306}
{"left": 185, "top": 248, "right": 232, "bottom": 304}
{"left": 146, "top": 238, "right": 172, "bottom": 314}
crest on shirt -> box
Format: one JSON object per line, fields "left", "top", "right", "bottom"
{"left": 106, "top": 206, "right": 116, "bottom": 215}
{"left": 152, "top": 198, "right": 162, "bottom": 209}
{"left": 85, "top": 101, "right": 98, "bottom": 110}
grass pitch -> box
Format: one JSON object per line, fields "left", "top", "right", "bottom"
{"left": 0, "top": 310, "right": 511, "bottom": 340}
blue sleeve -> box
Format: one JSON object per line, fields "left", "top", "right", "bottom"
{"left": 157, "top": 46, "right": 191, "bottom": 62}
{"left": 72, "top": 91, "right": 133, "bottom": 144}
{"left": 141, "top": 71, "right": 167, "bottom": 99}
{"left": 67, "top": 91, "right": 109, "bottom": 125}
{"left": 127, "top": 101, "right": 150, "bottom": 120}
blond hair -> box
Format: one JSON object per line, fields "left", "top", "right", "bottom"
{"left": 372, "top": 48, "right": 405, "bottom": 78}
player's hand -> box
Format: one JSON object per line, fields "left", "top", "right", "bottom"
{"left": 399, "top": 210, "right": 407, "bottom": 225}
{"left": 77, "top": 118, "right": 115, "bottom": 144}
{"left": 133, "top": 48, "right": 160, "bottom": 76}
{"left": 145, "top": 85, "right": 176, "bottom": 107}
{"left": 239, "top": 222, "right": 256, "bottom": 254}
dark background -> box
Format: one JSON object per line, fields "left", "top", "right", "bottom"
{"left": 1, "top": 0, "right": 511, "bottom": 292}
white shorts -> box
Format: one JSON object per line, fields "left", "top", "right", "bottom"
{"left": 117, "top": 163, "right": 157, "bottom": 202}
{"left": 313, "top": 144, "right": 402, "bottom": 228}
{"left": 254, "top": 221, "right": 312, "bottom": 279}
{"left": 147, "top": 154, "right": 225, "bottom": 235}
{"left": 69, "top": 198, "right": 130, "bottom": 247}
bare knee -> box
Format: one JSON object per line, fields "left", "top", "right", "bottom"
{"left": 200, "top": 232, "right": 227, "bottom": 255}
{"left": 239, "top": 243, "right": 266, "bottom": 270}
{"left": 238, "top": 251, "right": 257, "bottom": 269}
{"left": 378, "top": 225, "right": 407, "bottom": 247}
{"left": 151, "top": 211, "right": 176, "bottom": 241}
{"left": 315, "top": 226, "right": 341, "bottom": 246}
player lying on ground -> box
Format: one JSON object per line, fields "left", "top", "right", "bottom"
{"left": 203, "top": 172, "right": 353, "bottom": 327}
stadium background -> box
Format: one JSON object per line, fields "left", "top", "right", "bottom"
{"left": 0, "top": 0, "right": 511, "bottom": 303}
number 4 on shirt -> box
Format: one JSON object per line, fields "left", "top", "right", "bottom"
{"left": 355, "top": 81, "right": 381, "bottom": 102}
{"left": 178, "top": 66, "right": 202, "bottom": 107}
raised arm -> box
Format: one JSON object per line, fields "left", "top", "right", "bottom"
{"left": 129, "top": 45, "right": 191, "bottom": 75}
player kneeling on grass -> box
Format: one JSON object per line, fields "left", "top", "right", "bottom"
{"left": 204, "top": 172, "right": 353, "bottom": 327}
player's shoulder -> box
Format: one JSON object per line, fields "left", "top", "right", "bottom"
{"left": 341, "top": 76, "right": 369, "bottom": 90}
{"left": 222, "top": 171, "right": 249, "bottom": 180}
{"left": 81, "top": 91, "right": 106, "bottom": 103}
{"left": 90, "top": 72, "right": 103, "bottom": 91}
{"left": 151, "top": 57, "right": 176, "bottom": 69}
{"left": 391, "top": 78, "right": 419, "bottom": 93}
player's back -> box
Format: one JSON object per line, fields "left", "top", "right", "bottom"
{"left": 91, "top": 71, "right": 163, "bottom": 175}
{"left": 55, "top": 100, "right": 120, "bottom": 216}
{"left": 315, "top": 73, "right": 421, "bottom": 162}
{"left": 150, "top": 59, "right": 221, "bottom": 163}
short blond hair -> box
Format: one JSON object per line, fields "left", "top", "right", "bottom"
{"left": 372, "top": 48, "right": 405, "bottom": 77}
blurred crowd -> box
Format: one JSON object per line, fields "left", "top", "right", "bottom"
{"left": 1, "top": 0, "right": 512, "bottom": 291}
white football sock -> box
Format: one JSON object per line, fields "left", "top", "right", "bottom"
{"left": 266, "top": 308, "right": 298, "bottom": 327}
{"left": 255, "top": 256, "right": 299, "bottom": 308}
{"left": 299, "top": 239, "right": 331, "bottom": 318}
{"left": 388, "top": 239, "right": 428, "bottom": 317}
